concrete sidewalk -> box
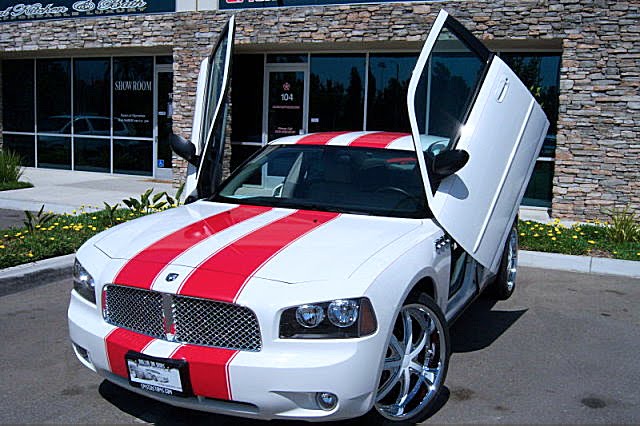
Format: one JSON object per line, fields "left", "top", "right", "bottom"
{"left": 0, "top": 167, "right": 175, "bottom": 214}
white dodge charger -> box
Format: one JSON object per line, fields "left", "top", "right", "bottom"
{"left": 68, "top": 10, "right": 548, "bottom": 424}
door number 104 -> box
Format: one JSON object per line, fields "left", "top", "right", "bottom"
{"left": 281, "top": 93, "right": 294, "bottom": 102}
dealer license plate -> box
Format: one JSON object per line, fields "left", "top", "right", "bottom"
{"left": 125, "top": 351, "right": 191, "bottom": 397}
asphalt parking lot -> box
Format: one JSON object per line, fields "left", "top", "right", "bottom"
{"left": 0, "top": 267, "right": 638, "bottom": 424}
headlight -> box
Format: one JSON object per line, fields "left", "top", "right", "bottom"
{"left": 279, "top": 298, "right": 377, "bottom": 339}
{"left": 73, "top": 259, "right": 96, "bottom": 304}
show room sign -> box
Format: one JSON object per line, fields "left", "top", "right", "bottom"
{"left": 0, "top": 0, "right": 175, "bottom": 22}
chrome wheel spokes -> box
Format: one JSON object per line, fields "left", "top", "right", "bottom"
{"left": 375, "top": 303, "right": 446, "bottom": 420}
{"left": 506, "top": 229, "right": 518, "bottom": 291}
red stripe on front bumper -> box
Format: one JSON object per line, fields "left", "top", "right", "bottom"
{"left": 113, "top": 205, "right": 271, "bottom": 289}
{"left": 104, "top": 328, "right": 155, "bottom": 378}
{"left": 171, "top": 345, "right": 238, "bottom": 400}
{"left": 178, "top": 210, "right": 340, "bottom": 303}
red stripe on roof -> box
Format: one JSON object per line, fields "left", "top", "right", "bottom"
{"left": 296, "top": 131, "right": 350, "bottom": 145}
{"left": 104, "top": 328, "right": 155, "bottom": 378}
{"left": 171, "top": 345, "right": 238, "bottom": 400}
{"left": 349, "top": 132, "right": 410, "bottom": 149}
{"left": 113, "top": 205, "right": 271, "bottom": 289}
{"left": 177, "top": 210, "right": 340, "bottom": 303}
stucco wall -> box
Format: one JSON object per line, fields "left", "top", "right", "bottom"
{"left": 0, "top": 0, "right": 638, "bottom": 220}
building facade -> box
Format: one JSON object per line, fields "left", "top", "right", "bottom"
{"left": 0, "top": 0, "right": 638, "bottom": 220}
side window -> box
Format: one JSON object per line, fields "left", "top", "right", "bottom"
{"left": 414, "top": 24, "right": 490, "bottom": 152}
{"left": 74, "top": 118, "right": 89, "bottom": 134}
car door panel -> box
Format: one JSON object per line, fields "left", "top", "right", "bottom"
{"left": 408, "top": 10, "right": 549, "bottom": 273}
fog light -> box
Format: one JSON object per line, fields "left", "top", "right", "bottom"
{"left": 316, "top": 392, "right": 338, "bottom": 411}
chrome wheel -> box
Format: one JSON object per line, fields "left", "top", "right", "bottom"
{"left": 375, "top": 302, "right": 447, "bottom": 421}
{"left": 506, "top": 228, "right": 518, "bottom": 292}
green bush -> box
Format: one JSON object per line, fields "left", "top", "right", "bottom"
{"left": 0, "top": 149, "right": 24, "bottom": 183}
{"left": 603, "top": 207, "right": 640, "bottom": 243}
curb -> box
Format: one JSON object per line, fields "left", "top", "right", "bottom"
{"left": 0, "top": 253, "right": 75, "bottom": 297}
{"left": 519, "top": 250, "right": 640, "bottom": 279}
{"left": 0, "top": 250, "right": 638, "bottom": 297}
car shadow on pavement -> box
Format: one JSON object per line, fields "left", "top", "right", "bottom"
{"left": 450, "top": 297, "right": 527, "bottom": 353}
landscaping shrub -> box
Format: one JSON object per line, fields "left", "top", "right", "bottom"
{"left": 0, "top": 149, "right": 24, "bottom": 183}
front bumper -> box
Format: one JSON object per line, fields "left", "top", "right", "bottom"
{"left": 68, "top": 290, "right": 383, "bottom": 421}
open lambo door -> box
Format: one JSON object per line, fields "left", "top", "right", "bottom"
{"left": 177, "top": 16, "right": 235, "bottom": 200}
{"left": 408, "top": 10, "right": 549, "bottom": 273}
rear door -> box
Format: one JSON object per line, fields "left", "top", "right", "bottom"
{"left": 194, "top": 16, "right": 236, "bottom": 199}
{"left": 407, "top": 10, "right": 549, "bottom": 273}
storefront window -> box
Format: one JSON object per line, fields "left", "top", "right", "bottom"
{"left": 113, "top": 57, "right": 154, "bottom": 138}
{"left": 2, "top": 134, "right": 34, "bottom": 167}
{"left": 267, "top": 54, "right": 307, "bottom": 63}
{"left": 2, "top": 59, "right": 34, "bottom": 132}
{"left": 367, "top": 53, "right": 417, "bottom": 132}
{"left": 74, "top": 58, "right": 111, "bottom": 135}
{"left": 74, "top": 137, "right": 110, "bottom": 173}
{"left": 37, "top": 59, "right": 71, "bottom": 134}
{"left": 231, "top": 55, "right": 263, "bottom": 143}
{"left": 113, "top": 139, "right": 153, "bottom": 176}
{"left": 309, "top": 54, "right": 365, "bottom": 132}
{"left": 37, "top": 136, "right": 71, "bottom": 169}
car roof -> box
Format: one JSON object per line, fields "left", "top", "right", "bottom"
{"left": 268, "top": 131, "right": 448, "bottom": 152}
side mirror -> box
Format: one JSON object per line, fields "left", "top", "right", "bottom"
{"left": 431, "top": 149, "right": 469, "bottom": 178}
{"left": 170, "top": 133, "right": 200, "bottom": 167}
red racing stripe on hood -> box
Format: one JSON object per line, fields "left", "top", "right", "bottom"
{"left": 113, "top": 205, "right": 272, "bottom": 289}
{"left": 171, "top": 345, "right": 239, "bottom": 400}
{"left": 105, "top": 328, "right": 155, "bottom": 378}
{"left": 296, "top": 131, "right": 350, "bottom": 145}
{"left": 349, "top": 132, "right": 410, "bottom": 149}
{"left": 177, "top": 210, "right": 340, "bottom": 302}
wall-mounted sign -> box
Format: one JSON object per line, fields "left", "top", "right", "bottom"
{"left": 0, "top": 0, "right": 175, "bottom": 23}
{"left": 220, "top": 0, "right": 423, "bottom": 10}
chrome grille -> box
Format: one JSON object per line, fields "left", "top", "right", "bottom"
{"left": 103, "top": 285, "right": 262, "bottom": 351}
{"left": 103, "top": 285, "right": 164, "bottom": 339}
{"left": 174, "top": 296, "right": 262, "bottom": 352}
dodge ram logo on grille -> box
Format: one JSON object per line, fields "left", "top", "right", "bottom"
{"left": 165, "top": 273, "right": 179, "bottom": 282}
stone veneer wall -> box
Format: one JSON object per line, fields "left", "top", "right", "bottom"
{"left": 0, "top": 0, "right": 638, "bottom": 220}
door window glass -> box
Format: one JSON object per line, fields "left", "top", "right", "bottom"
{"left": 414, "top": 26, "right": 487, "bottom": 149}
{"left": 367, "top": 53, "right": 418, "bottom": 132}
{"left": 113, "top": 57, "right": 153, "bottom": 137}
{"left": 267, "top": 71, "right": 304, "bottom": 141}
{"left": 74, "top": 58, "right": 110, "bottom": 135}
{"left": 309, "top": 54, "right": 365, "bottom": 132}
{"left": 1, "top": 59, "right": 34, "bottom": 132}
{"left": 156, "top": 71, "right": 173, "bottom": 169}
{"left": 37, "top": 59, "right": 71, "bottom": 134}
{"left": 201, "top": 28, "right": 230, "bottom": 151}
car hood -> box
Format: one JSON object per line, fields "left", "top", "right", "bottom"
{"left": 93, "top": 201, "right": 422, "bottom": 284}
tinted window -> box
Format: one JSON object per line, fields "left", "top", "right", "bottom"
{"left": 231, "top": 55, "right": 263, "bottom": 143}
{"left": 74, "top": 58, "right": 110, "bottom": 135}
{"left": 113, "top": 139, "right": 152, "bottom": 176}
{"left": 216, "top": 145, "right": 428, "bottom": 219}
{"left": 37, "top": 59, "right": 71, "bottom": 134}
{"left": 367, "top": 53, "right": 418, "bottom": 132}
{"left": 113, "top": 57, "right": 153, "bottom": 137}
{"left": 309, "top": 54, "right": 365, "bottom": 132}
{"left": 75, "top": 137, "right": 110, "bottom": 173}
{"left": 2, "top": 59, "right": 34, "bottom": 132}
{"left": 37, "top": 135, "right": 71, "bottom": 169}
{"left": 2, "top": 134, "right": 35, "bottom": 166}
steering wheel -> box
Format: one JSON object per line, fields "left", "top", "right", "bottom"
{"left": 375, "top": 186, "right": 423, "bottom": 211}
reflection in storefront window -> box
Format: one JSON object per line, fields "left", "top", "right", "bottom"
{"left": 367, "top": 53, "right": 417, "bottom": 132}
{"left": 74, "top": 58, "right": 111, "bottom": 136}
{"left": 113, "top": 57, "right": 154, "bottom": 138}
{"left": 2, "top": 59, "right": 34, "bottom": 132}
{"left": 231, "top": 55, "right": 263, "bottom": 143}
{"left": 309, "top": 54, "right": 365, "bottom": 132}
{"left": 113, "top": 139, "right": 153, "bottom": 176}
{"left": 2, "top": 134, "right": 35, "bottom": 167}
{"left": 74, "top": 137, "right": 110, "bottom": 173}
{"left": 37, "top": 59, "right": 71, "bottom": 134}
{"left": 37, "top": 136, "right": 71, "bottom": 169}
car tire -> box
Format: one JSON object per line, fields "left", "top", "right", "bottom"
{"left": 367, "top": 293, "right": 450, "bottom": 424}
{"left": 487, "top": 224, "right": 518, "bottom": 300}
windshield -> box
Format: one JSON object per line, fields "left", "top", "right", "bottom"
{"left": 213, "top": 145, "right": 430, "bottom": 219}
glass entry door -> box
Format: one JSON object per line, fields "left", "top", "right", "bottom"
{"left": 155, "top": 68, "right": 173, "bottom": 179}
{"left": 264, "top": 67, "right": 308, "bottom": 142}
